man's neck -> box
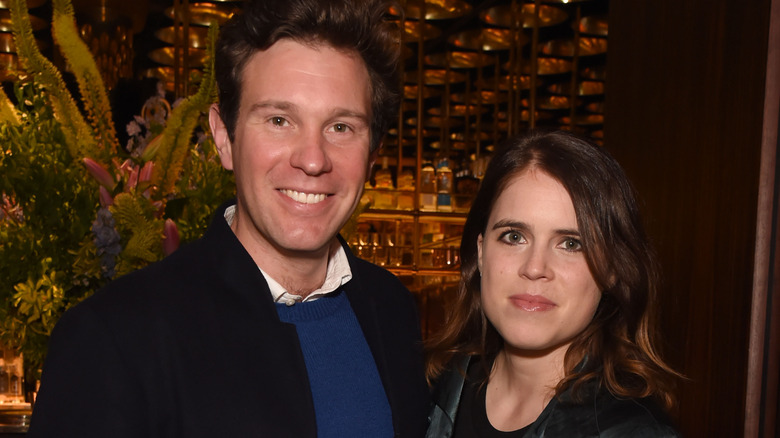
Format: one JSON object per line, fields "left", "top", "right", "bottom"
{"left": 268, "top": 243, "right": 338, "bottom": 298}
{"left": 224, "top": 204, "right": 339, "bottom": 298}
{"left": 239, "top": 225, "right": 338, "bottom": 298}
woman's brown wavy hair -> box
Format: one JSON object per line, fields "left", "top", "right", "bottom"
{"left": 425, "top": 129, "right": 681, "bottom": 410}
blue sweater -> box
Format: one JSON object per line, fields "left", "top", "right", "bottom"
{"left": 276, "top": 291, "right": 394, "bottom": 438}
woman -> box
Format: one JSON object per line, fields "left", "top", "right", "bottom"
{"left": 425, "top": 130, "right": 682, "bottom": 437}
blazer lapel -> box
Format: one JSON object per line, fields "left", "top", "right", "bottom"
{"left": 201, "top": 202, "right": 317, "bottom": 434}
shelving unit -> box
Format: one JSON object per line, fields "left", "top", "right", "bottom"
{"left": 350, "top": 204, "right": 465, "bottom": 337}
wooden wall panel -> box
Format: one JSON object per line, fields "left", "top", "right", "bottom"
{"left": 605, "top": 1, "right": 771, "bottom": 436}
{"left": 745, "top": 0, "right": 780, "bottom": 435}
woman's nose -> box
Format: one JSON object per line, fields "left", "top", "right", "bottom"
{"left": 519, "top": 244, "right": 551, "bottom": 280}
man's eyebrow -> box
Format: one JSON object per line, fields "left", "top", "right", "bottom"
{"left": 331, "top": 109, "right": 370, "bottom": 123}
{"left": 246, "top": 101, "right": 368, "bottom": 124}
{"left": 247, "top": 100, "right": 297, "bottom": 114}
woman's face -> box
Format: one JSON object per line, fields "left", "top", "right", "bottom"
{"left": 478, "top": 168, "right": 602, "bottom": 357}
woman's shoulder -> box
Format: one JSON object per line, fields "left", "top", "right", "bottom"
{"left": 430, "top": 355, "right": 472, "bottom": 400}
{"left": 426, "top": 355, "right": 474, "bottom": 438}
{"left": 592, "top": 394, "right": 680, "bottom": 437}
{"left": 543, "top": 386, "right": 681, "bottom": 437}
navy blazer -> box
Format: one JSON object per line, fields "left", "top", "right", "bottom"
{"left": 29, "top": 202, "right": 430, "bottom": 437}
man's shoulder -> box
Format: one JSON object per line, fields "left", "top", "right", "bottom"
{"left": 107, "top": 236, "right": 208, "bottom": 287}
{"left": 76, "top": 234, "right": 217, "bottom": 314}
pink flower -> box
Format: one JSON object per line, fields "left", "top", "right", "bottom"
{"left": 162, "top": 219, "right": 180, "bottom": 256}
{"left": 119, "top": 159, "right": 134, "bottom": 175}
{"left": 99, "top": 186, "right": 113, "bottom": 207}
{"left": 127, "top": 167, "right": 139, "bottom": 190}
{"left": 83, "top": 158, "right": 115, "bottom": 190}
{"left": 139, "top": 161, "right": 154, "bottom": 182}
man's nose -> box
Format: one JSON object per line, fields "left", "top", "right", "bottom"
{"left": 289, "top": 129, "right": 333, "bottom": 176}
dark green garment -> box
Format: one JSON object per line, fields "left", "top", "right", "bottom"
{"left": 426, "top": 356, "right": 681, "bottom": 438}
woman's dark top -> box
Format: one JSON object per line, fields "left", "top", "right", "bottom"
{"left": 426, "top": 355, "right": 681, "bottom": 438}
{"left": 453, "top": 356, "right": 530, "bottom": 437}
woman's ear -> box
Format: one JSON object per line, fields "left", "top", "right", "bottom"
{"left": 209, "top": 104, "right": 234, "bottom": 171}
{"left": 477, "top": 233, "right": 484, "bottom": 275}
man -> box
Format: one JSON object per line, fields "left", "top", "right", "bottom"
{"left": 28, "top": 0, "right": 430, "bottom": 436}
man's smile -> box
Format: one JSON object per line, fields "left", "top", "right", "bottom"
{"left": 280, "top": 189, "right": 328, "bottom": 204}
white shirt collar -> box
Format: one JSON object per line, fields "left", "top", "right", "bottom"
{"left": 224, "top": 204, "right": 353, "bottom": 305}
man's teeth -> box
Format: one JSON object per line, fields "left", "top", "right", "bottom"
{"left": 281, "top": 189, "right": 326, "bottom": 204}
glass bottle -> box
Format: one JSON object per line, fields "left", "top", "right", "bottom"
{"left": 0, "top": 358, "right": 8, "bottom": 396}
{"left": 372, "top": 156, "right": 396, "bottom": 209}
{"left": 396, "top": 167, "right": 415, "bottom": 210}
{"left": 419, "top": 162, "right": 437, "bottom": 211}
{"left": 436, "top": 158, "right": 453, "bottom": 212}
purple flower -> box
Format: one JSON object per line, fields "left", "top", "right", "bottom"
{"left": 92, "top": 207, "right": 121, "bottom": 278}
{"left": 126, "top": 120, "right": 142, "bottom": 137}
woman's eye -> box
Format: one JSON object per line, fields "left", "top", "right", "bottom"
{"left": 499, "top": 230, "right": 524, "bottom": 245}
{"left": 560, "top": 237, "right": 582, "bottom": 252}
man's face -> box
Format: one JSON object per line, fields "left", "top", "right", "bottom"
{"left": 210, "top": 39, "right": 375, "bottom": 263}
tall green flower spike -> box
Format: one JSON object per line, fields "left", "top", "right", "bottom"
{"left": 51, "top": 0, "right": 119, "bottom": 159}
{"left": 8, "top": 0, "right": 98, "bottom": 161}
{"left": 151, "top": 25, "right": 218, "bottom": 197}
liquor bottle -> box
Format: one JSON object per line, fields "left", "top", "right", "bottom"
{"left": 372, "top": 156, "right": 395, "bottom": 209}
{"left": 374, "top": 156, "right": 394, "bottom": 189}
{"left": 396, "top": 167, "right": 415, "bottom": 210}
{"left": 419, "top": 162, "right": 437, "bottom": 211}
{"left": 7, "top": 362, "right": 20, "bottom": 399}
{"left": 0, "top": 358, "right": 8, "bottom": 396}
{"left": 436, "top": 158, "right": 453, "bottom": 212}
{"left": 454, "top": 163, "right": 480, "bottom": 212}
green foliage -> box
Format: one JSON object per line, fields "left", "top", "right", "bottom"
{"left": 0, "top": 89, "right": 19, "bottom": 126}
{"left": 0, "top": 259, "right": 65, "bottom": 371}
{"left": 0, "top": 0, "right": 235, "bottom": 382}
{"left": 0, "top": 80, "right": 99, "bottom": 376}
{"left": 12, "top": 259, "right": 64, "bottom": 333}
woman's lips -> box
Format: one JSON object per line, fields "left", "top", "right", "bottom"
{"left": 509, "top": 294, "right": 556, "bottom": 312}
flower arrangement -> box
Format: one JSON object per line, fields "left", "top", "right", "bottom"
{"left": 0, "top": 0, "right": 235, "bottom": 383}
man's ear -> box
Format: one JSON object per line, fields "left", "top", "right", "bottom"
{"left": 366, "top": 146, "right": 380, "bottom": 182}
{"left": 209, "top": 104, "right": 234, "bottom": 171}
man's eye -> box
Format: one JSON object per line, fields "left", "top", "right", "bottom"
{"left": 332, "top": 123, "right": 350, "bottom": 133}
{"left": 271, "top": 117, "right": 287, "bottom": 126}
